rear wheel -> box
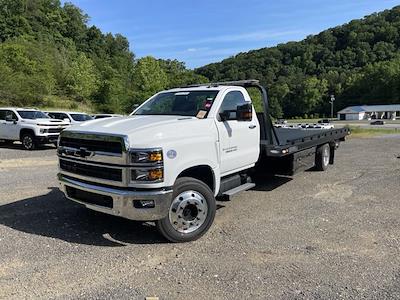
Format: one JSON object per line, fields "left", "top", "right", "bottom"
{"left": 315, "top": 143, "right": 330, "bottom": 171}
{"left": 21, "top": 133, "right": 36, "bottom": 150}
{"left": 156, "top": 177, "right": 216, "bottom": 243}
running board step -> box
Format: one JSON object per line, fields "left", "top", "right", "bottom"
{"left": 223, "top": 183, "right": 255, "bottom": 196}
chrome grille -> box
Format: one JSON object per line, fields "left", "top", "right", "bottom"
{"left": 60, "top": 159, "right": 123, "bottom": 182}
{"left": 59, "top": 137, "right": 123, "bottom": 154}
{"left": 58, "top": 131, "right": 129, "bottom": 186}
{"left": 48, "top": 127, "right": 65, "bottom": 134}
{"left": 58, "top": 131, "right": 128, "bottom": 165}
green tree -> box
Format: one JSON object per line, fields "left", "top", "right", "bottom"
{"left": 131, "top": 56, "right": 168, "bottom": 105}
{"left": 196, "top": 5, "right": 400, "bottom": 117}
{"left": 0, "top": 39, "right": 56, "bottom": 106}
{"left": 298, "top": 77, "right": 328, "bottom": 115}
{"left": 65, "top": 52, "right": 98, "bottom": 100}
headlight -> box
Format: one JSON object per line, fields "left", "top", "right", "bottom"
{"left": 131, "top": 168, "right": 163, "bottom": 182}
{"left": 130, "top": 149, "right": 163, "bottom": 164}
{"left": 129, "top": 148, "right": 164, "bottom": 183}
{"left": 40, "top": 128, "right": 49, "bottom": 133}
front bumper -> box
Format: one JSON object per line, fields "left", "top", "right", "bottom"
{"left": 58, "top": 174, "right": 173, "bottom": 221}
{"left": 36, "top": 134, "right": 59, "bottom": 144}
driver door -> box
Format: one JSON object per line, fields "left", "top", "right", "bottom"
{"left": 215, "top": 90, "right": 259, "bottom": 175}
{"left": 4, "top": 110, "right": 19, "bottom": 139}
{"left": 0, "top": 110, "right": 7, "bottom": 139}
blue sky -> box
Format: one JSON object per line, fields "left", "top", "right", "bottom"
{"left": 64, "top": 0, "right": 400, "bottom": 68}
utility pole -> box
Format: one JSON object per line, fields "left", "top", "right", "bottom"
{"left": 329, "top": 95, "right": 335, "bottom": 119}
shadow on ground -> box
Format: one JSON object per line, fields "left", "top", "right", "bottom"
{"left": 0, "top": 141, "right": 55, "bottom": 151}
{"left": 251, "top": 174, "right": 293, "bottom": 192}
{"left": 0, "top": 175, "right": 294, "bottom": 246}
{"left": 0, "top": 188, "right": 166, "bottom": 246}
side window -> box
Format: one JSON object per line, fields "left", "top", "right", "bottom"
{"left": 4, "top": 110, "right": 17, "bottom": 121}
{"left": 218, "top": 91, "right": 248, "bottom": 121}
{"left": 0, "top": 110, "right": 5, "bottom": 120}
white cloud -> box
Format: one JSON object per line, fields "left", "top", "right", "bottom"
{"left": 185, "top": 47, "right": 210, "bottom": 53}
{"left": 134, "top": 29, "right": 305, "bottom": 50}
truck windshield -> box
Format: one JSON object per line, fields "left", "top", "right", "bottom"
{"left": 70, "top": 114, "right": 93, "bottom": 121}
{"left": 17, "top": 111, "right": 49, "bottom": 119}
{"left": 134, "top": 91, "right": 219, "bottom": 117}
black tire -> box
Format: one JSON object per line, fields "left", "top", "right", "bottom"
{"left": 315, "top": 143, "right": 330, "bottom": 171}
{"left": 21, "top": 133, "right": 36, "bottom": 150}
{"left": 156, "top": 177, "right": 216, "bottom": 243}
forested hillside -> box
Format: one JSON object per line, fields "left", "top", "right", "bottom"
{"left": 1, "top": 1, "right": 400, "bottom": 117}
{"left": 196, "top": 6, "right": 400, "bottom": 118}
{"left": 0, "top": 0, "right": 205, "bottom": 113}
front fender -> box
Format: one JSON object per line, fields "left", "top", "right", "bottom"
{"left": 162, "top": 137, "right": 220, "bottom": 195}
{"left": 171, "top": 161, "right": 221, "bottom": 196}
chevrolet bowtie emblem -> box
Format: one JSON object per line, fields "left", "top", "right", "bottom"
{"left": 74, "top": 147, "right": 92, "bottom": 158}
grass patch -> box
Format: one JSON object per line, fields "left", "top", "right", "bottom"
{"left": 39, "top": 96, "right": 96, "bottom": 113}
{"left": 348, "top": 126, "right": 399, "bottom": 138}
{"left": 286, "top": 118, "right": 321, "bottom": 123}
{"left": 0, "top": 96, "right": 97, "bottom": 113}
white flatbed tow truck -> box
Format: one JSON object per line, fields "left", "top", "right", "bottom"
{"left": 57, "top": 80, "right": 349, "bottom": 242}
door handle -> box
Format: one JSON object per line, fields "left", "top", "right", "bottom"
{"left": 249, "top": 124, "right": 257, "bottom": 129}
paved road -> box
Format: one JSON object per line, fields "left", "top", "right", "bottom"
{"left": 336, "top": 122, "right": 400, "bottom": 130}
{"left": 1, "top": 137, "right": 400, "bottom": 299}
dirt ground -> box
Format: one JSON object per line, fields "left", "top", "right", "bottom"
{"left": 0, "top": 136, "right": 399, "bottom": 299}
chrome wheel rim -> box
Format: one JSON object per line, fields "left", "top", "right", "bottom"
{"left": 169, "top": 190, "right": 208, "bottom": 234}
{"left": 323, "top": 147, "right": 329, "bottom": 166}
{"left": 23, "top": 136, "right": 33, "bottom": 149}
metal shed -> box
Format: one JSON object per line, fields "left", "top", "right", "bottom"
{"left": 337, "top": 104, "right": 400, "bottom": 120}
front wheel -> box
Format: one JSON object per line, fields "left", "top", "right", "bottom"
{"left": 156, "top": 177, "right": 216, "bottom": 243}
{"left": 21, "top": 133, "right": 36, "bottom": 150}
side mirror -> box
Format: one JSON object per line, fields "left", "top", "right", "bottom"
{"left": 219, "top": 110, "right": 231, "bottom": 121}
{"left": 237, "top": 103, "right": 253, "bottom": 121}
{"left": 5, "top": 116, "right": 17, "bottom": 123}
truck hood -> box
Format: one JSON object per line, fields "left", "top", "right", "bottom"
{"left": 21, "top": 118, "right": 70, "bottom": 126}
{"left": 66, "top": 115, "right": 216, "bottom": 147}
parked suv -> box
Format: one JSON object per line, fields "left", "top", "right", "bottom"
{"left": 0, "top": 108, "right": 70, "bottom": 150}
{"left": 46, "top": 111, "right": 93, "bottom": 124}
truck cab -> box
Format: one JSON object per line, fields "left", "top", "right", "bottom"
{"left": 0, "top": 108, "right": 70, "bottom": 150}
{"left": 58, "top": 80, "right": 349, "bottom": 242}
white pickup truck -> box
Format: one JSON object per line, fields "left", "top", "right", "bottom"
{"left": 57, "top": 80, "right": 349, "bottom": 242}
{"left": 0, "top": 108, "right": 70, "bottom": 150}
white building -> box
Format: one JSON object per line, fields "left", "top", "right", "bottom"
{"left": 337, "top": 104, "right": 400, "bottom": 121}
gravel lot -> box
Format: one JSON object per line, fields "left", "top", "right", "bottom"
{"left": 1, "top": 137, "right": 400, "bottom": 299}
